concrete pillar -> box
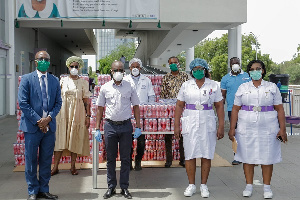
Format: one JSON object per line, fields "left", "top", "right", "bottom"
{"left": 7, "top": 0, "right": 15, "bottom": 115}
{"left": 149, "top": 57, "right": 158, "bottom": 66}
{"left": 228, "top": 25, "right": 242, "bottom": 72}
{"left": 185, "top": 46, "right": 194, "bottom": 72}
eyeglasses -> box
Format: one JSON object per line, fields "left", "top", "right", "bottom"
{"left": 70, "top": 65, "right": 79, "bottom": 69}
{"left": 36, "top": 58, "right": 50, "bottom": 62}
{"left": 249, "top": 67, "right": 262, "bottom": 71}
{"left": 112, "top": 69, "right": 124, "bottom": 72}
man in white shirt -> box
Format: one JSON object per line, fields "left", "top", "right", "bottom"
{"left": 95, "top": 61, "right": 141, "bottom": 199}
{"left": 124, "top": 58, "right": 155, "bottom": 171}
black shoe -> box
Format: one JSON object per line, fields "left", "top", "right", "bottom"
{"left": 232, "top": 160, "right": 242, "bottom": 165}
{"left": 27, "top": 194, "right": 37, "bottom": 200}
{"left": 103, "top": 188, "right": 116, "bottom": 199}
{"left": 165, "top": 162, "right": 172, "bottom": 168}
{"left": 179, "top": 160, "right": 185, "bottom": 167}
{"left": 134, "top": 160, "right": 142, "bottom": 171}
{"left": 37, "top": 192, "right": 58, "bottom": 199}
{"left": 121, "top": 189, "right": 132, "bottom": 199}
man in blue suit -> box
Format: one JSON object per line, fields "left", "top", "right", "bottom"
{"left": 18, "top": 51, "right": 62, "bottom": 200}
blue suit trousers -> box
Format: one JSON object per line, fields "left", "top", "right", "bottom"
{"left": 24, "top": 129, "right": 55, "bottom": 195}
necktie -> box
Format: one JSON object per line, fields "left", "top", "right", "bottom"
{"left": 41, "top": 75, "right": 48, "bottom": 112}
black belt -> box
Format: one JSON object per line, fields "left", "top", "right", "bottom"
{"left": 106, "top": 118, "right": 130, "bottom": 125}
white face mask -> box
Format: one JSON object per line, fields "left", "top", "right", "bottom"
{"left": 113, "top": 72, "right": 124, "bottom": 81}
{"left": 70, "top": 68, "right": 78, "bottom": 75}
{"left": 131, "top": 68, "right": 140, "bottom": 76}
{"left": 232, "top": 64, "right": 241, "bottom": 73}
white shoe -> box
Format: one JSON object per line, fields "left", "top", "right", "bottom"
{"left": 184, "top": 184, "right": 196, "bottom": 197}
{"left": 243, "top": 190, "right": 252, "bottom": 197}
{"left": 264, "top": 191, "right": 273, "bottom": 199}
{"left": 200, "top": 185, "right": 210, "bottom": 198}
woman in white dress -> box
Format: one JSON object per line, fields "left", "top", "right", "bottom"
{"left": 228, "top": 60, "right": 287, "bottom": 199}
{"left": 174, "top": 58, "right": 224, "bottom": 198}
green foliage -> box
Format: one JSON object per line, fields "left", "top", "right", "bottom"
{"left": 177, "top": 35, "right": 300, "bottom": 84}
{"left": 97, "top": 42, "right": 136, "bottom": 74}
{"left": 88, "top": 66, "right": 92, "bottom": 76}
{"left": 192, "top": 33, "right": 274, "bottom": 81}
{"left": 177, "top": 52, "right": 186, "bottom": 71}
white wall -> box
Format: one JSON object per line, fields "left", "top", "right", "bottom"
{"left": 160, "top": 0, "right": 247, "bottom": 23}
{"left": 14, "top": 28, "right": 74, "bottom": 111}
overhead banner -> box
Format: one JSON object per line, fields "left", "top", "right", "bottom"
{"left": 16, "top": 0, "right": 159, "bottom": 19}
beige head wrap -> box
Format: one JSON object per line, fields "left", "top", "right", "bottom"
{"left": 66, "top": 56, "right": 84, "bottom": 69}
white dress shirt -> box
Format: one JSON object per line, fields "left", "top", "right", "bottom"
{"left": 36, "top": 70, "right": 48, "bottom": 118}
{"left": 96, "top": 80, "right": 140, "bottom": 121}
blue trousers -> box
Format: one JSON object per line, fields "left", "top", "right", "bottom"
{"left": 104, "top": 120, "right": 133, "bottom": 189}
{"left": 24, "top": 129, "right": 55, "bottom": 195}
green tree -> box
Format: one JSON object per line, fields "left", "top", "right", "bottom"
{"left": 192, "top": 33, "right": 274, "bottom": 81}
{"left": 98, "top": 42, "right": 136, "bottom": 74}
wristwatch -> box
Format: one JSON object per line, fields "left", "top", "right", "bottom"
{"left": 47, "top": 115, "right": 52, "bottom": 121}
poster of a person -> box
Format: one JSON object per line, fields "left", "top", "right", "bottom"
{"left": 18, "top": 0, "right": 60, "bottom": 18}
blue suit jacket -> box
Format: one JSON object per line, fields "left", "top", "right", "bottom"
{"left": 18, "top": 71, "right": 62, "bottom": 133}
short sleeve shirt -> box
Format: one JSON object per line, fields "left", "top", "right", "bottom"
{"left": 96, "top": 80, "right": 140, "bottom": 121}
{"left": 160, "top": 71, "right": 189, "bottom": 99}
{"left": 177, "top": 78, "right": 223, "bottom": 105}
{"left": 234, "top": 80, "right": 282, "bottom": 107}
{"left": 220, "top": 70, "right": 250, "bottom": 111}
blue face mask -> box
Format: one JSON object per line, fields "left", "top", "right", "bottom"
{"left": 249, "top": 70, "right": 262, "bottom": 80}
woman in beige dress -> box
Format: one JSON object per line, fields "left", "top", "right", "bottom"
{"left": 51, "top": 56, "right": 92, "bottom": 175}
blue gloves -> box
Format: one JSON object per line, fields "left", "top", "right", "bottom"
{"left": 95, "top": 129, "right": 102, "bottom": 142}
{"left": 133, "top": 128, "right": 142, "bottom": 138}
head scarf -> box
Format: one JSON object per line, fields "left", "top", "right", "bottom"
{"left": 66, "top": 56, "right": 84, "bottom": 69}
{"left": 189, "top": 58, "right": 209, "bottom": 71}
{"left": 129, "top": 58, "right": 143, "bottom": 68}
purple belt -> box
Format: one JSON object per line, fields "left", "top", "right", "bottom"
{"left": 186, "top": 104, "right": 212, "bottom": 110}
{"left": 241, "top": 105, "right": 274, "bottom": 112}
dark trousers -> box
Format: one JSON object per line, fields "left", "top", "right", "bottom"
{"left": 104, "top": 120, "right": 133, "bottom": 189}
{"left": 24, "top": 130, "right": 55, "bottom": 195}
{"left": 165, "top": 134, "right": 185, "bottom": 163}
{"left": 131, "top": 134, "right": 145, "bottom": 161}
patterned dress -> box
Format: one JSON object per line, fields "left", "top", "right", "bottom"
{"left": 54, "top": 76, "right": 92, "bottom": 156}
{"left": 160, "top": 71, "right": 189, "bottom": 99}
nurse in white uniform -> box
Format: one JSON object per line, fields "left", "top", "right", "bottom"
{"left": 123, "top": 58, "right": 155, "bottom": 171}
{"left": 228, "top": 60, "right": 287, "bottom": 199}
{"left": 174, "top": 58, "right": 224, "bottom": 198}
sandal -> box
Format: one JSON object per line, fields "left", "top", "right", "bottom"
{"left": 51, "top": 169, "right": 59, "bottom": 176}
{"left": 70, "top": 168, "right": 78, "bottom": 175}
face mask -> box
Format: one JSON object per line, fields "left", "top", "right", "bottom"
{"left": 192, "top": 69, "right": 205, "bottom": 80}
{"left": 70, "top": 68, "right": 78, "bottom": 75}
{"left": 113, "top": 72, "right": 124, "bottom": 81}
{"left": 232, "top": 64, "right": 241, "bottom": 73}
{"left": 131, "top": 68, "right": 140, "bottom": 76}
{"left": 36, "top": 60, "right": 50, "bottom": 72}
{"left": 169, "top": 63, "right": 179, "bottom": 72}
{"left": 249, "top": 70, "right": 262, "bottom": 80}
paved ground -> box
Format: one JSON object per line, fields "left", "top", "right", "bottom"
{"left": 0, "top": 115, "right": 300, "bottom": 200}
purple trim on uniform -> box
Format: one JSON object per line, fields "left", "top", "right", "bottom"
{"left": 241, "top": 105, "right": 274, "bottom": 112}
{"left": 185, "top": 104, "right": 213, "bottom": 110}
